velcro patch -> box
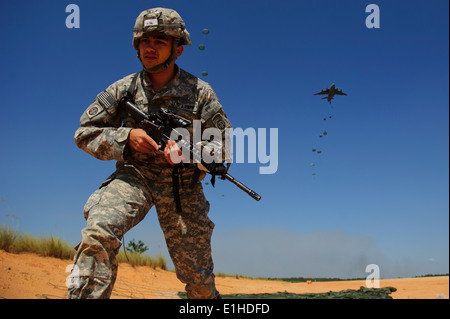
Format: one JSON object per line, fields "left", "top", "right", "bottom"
{"left": 86, "top": 104, "right": 104, "bottom": 119}
{"left": 211, "top": 113, "right": 228, "bottom": 130}
{"left": 97, "top": 90, "right": 116, "bottom": 109}
{"left": 144, "top": 19, "right": 158, "bottom": 27}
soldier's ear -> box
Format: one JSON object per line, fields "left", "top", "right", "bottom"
{"left": 176, "top": 45, "right": 184, "bottom": 58}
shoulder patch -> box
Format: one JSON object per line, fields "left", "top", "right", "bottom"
{"left": 211, "top": 113, "right": 228, "bottom": 130}
{"left": 86, "top": 104, "right": 104, "bottom": 119}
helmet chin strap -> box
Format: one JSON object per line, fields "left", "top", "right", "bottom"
{"left": 138, "top": 38, "right": 180, "bottom": 74}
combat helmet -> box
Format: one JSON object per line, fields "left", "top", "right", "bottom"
{"left": 133, "top": 7, "right": 191, "bottom": 50}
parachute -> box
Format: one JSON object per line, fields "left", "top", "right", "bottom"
{"left": 198, "top": 28, "right": 210, "bottom": 76}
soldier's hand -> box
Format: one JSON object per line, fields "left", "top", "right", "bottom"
{"left": 164, "top": 140, "right": 185, "bottom": 165}
{"left": 128, "top": 129, "right": 159, "bottom": 153}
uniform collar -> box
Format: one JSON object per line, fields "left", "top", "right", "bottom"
{"left": 142, "top": 65, "right": 184, "bottom": 97}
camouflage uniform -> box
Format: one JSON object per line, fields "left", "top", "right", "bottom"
{"left": 68, "top": 66, "right": 231, "bottom": 299}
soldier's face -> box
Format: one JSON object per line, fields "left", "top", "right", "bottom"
{"left": 139, "top": 35, "right": 176, "bottom": 70}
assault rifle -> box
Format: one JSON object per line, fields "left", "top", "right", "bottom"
{"left": 119, "top": 93, "right": 261, "bottom": 202}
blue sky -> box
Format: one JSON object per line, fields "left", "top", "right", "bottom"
{"left": 0, "top": 0, "right": 448, "bottom": 279}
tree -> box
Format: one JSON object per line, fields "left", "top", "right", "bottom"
{"left": 126, "top": 239, "right": 149, "bottom": 254}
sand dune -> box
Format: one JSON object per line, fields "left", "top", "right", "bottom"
{"left": 0, "top": 250, "right": 448, "bottom": 299}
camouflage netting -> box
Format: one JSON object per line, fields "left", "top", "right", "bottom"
{"left": 178, "top": 286, "right": 397, "bottom": 299}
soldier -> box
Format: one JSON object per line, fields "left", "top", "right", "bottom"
{"left": 68, "top": 7, "right": 231, "bottom": 299}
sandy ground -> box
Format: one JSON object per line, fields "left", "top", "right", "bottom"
{"left": 0, "top": 250, "right": 448, "bottom": 299}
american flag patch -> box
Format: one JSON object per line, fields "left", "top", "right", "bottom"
{"left": 97, "top": 90, "right": 116, "bottom": 109}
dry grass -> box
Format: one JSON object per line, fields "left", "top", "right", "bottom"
{"left": 0, "top": 224, "right": 166, "bottom": 269}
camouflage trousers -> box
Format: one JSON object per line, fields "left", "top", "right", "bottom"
{"left": 67, "top": 164, "right": 219, "bottom": 299}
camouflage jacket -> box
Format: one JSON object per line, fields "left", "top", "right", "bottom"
{"left": 74, "top": 66, "right": 232, "bottom": 181}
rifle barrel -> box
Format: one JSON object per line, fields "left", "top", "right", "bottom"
{"left": 224, "top": 173, "right": 261, "bottom": 201}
